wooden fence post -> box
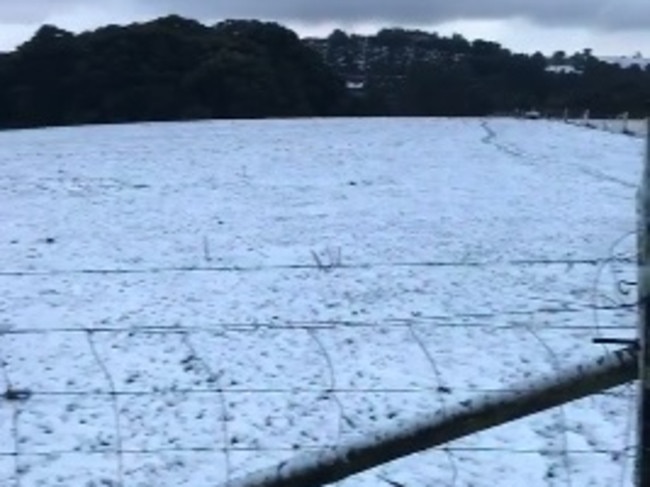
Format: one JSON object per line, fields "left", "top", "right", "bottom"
{"left": 622, "top": 112, "right": 630, "bottom": 134}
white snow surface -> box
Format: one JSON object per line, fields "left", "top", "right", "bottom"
{"left": 598, "top": 55, "right": 650, "bottom": 70}
{"left": 0, "top": 117, "right": 643, "bottom": 486}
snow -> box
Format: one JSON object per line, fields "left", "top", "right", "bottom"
{"left": 0, "top": 117, "right": 644, "bottom": 486}
{"left": 599, "top": 55, "right": 650, "bottom": 69}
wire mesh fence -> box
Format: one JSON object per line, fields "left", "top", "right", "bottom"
{"left": 0, "top": 116, "right": 643, "bottom": 486}
{"left": 0, "top": 246, "right": 639, "bottom": 486}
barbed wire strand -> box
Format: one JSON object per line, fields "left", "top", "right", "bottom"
{"left": 0, "top": 256, "right": 634, "bottom": 279}
{"left": 0, "top": 445, "right": 637, "bottom": 457}
{"left": 0, "top": 312, "right": 638, "bottom": 337}
{"left": 0, "top": 386, "right": 631, "bottom": 397}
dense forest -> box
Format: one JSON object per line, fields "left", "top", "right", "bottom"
{"left": 311, "top": 29, "right": 650, "bottom": 118}
{"left": 0, "top": 16, "right": 347, "bottom": 128}
{"left": 0, "top": 15, "right": 649, "bottom": 129}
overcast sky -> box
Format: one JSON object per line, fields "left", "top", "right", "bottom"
{"left": 1, "top": 0, "right": 649, "bottom": 56}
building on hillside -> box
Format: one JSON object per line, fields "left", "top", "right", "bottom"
{"left": 545, "top": 65, "right": 580, "bottom": 74}
{"left": 344, "top": 74, "right": 366, "bottom": 95}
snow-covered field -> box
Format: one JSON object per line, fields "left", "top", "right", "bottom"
{"left": 0, "top": 117, "right": 644, "bottom": 486}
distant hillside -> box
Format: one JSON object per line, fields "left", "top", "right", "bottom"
{"left": 0, "top": 16, "right": 347, "bottom": 129}
{"left": 303, "top": 29, "right": 650, "bottom": 117}
{"left": 0, "top": 17, "right": 649, "bottom": 129}
{"left": 599, "top": 54, "right": 650, "bottom": 69}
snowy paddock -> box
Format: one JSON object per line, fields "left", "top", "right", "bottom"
{"left": 0, "top": 117, "right": 644, "bottom": 486}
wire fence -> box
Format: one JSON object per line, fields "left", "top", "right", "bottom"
{"left": 562, "top": 110, "right": 648, "bottom": 138}
{"left": 0, "top": 238, "right": 640, "bottom": 486}
{"left": 0, "top": 118, "right": 644, "bottom": 486}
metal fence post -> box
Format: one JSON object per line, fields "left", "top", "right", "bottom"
{"left": 637, "top": 114, "right": 650, "bottom": 486}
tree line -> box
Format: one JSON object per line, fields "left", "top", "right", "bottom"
{"left": 0, "top": 16, "right": 648, "bottom": 129}
{"left": 312, "top": 29, "right": 650, "bottom": 118}
{"left": 0, "top": 16, "right": 346, "bottom": 129}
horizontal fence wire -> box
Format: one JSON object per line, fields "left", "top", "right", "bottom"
{"left": 0, "top": 256, "right": 636, "bottom": 278}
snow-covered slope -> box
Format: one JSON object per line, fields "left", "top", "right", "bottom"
{"left": 599, "top": 55, "right": 650, "bottom": 69}
{"left": 0, "top": 118, "right": 643, "bottom": 486}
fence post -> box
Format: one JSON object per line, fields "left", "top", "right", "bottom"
{"left": 638, "top": 114, "right": 650, "bottom": 487}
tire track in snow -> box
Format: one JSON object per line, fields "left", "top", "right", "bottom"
{"left": 481, "top": 119, "right": 636, "bottom": 190}
{"left": 569, "top": 165, "right": 636, "bottom": 190}
{"left": 480, "top": 120, "right": 530, "bottom": 161}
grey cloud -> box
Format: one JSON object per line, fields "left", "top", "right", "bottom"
{"left": 0, "top": 1, "right": 79, "bottom": 23}
{"left": 1, "top": 0, "right": 649, "bottom": 30}
{"left": 138, "top": 0, "right": 650, "bottom": 30}
{"left": 0, "top": 0, "right": 134, "bottom": 25}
